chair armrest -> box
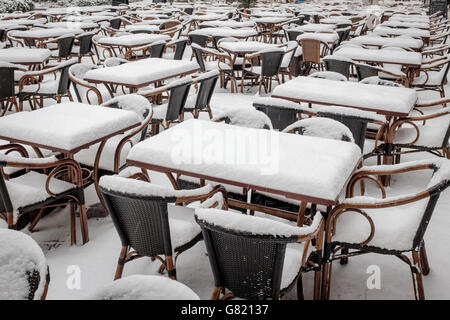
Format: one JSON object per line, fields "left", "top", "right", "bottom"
{"left": 175, "top": 184, "right": 228, "bottom": 210}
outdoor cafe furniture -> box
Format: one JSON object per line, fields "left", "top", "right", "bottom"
{"left": 373, "top": 26, "right": 430, "bottom": 43}
{"left": 189, "top": 27, "right": 258, "bottom": 40}
{"left": 0, "top": 48, "right": 51, "bottom": 68}
{"left": 322, "top": 159, "right": 450, "bottom": 300}
{"left": 126, "top": 119, "right": 362, "bottom": 227}
{"left": 99, "top": 173, "right": 226, "bottom": 281}
{"left": 349, "top": 35, "right": 424, "bottom": 51}
{"left": 0, "top": 102, "right": 142, "bottom": 244}
{"left": 11, "top": 28, "right": 83, "bottom": 47}
{"left": 83, "top": 57, "right": 199, "bottom": 94}
{"left": 95, "top": 34, "right": 171, "bottom": 60}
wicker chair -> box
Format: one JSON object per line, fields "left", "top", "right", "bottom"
{"left": 0, "top": 148, "right": 87, "bottom": 244}
{"left": 142, "top": 76, "right": 193, "bottom": 134}
{"left": 323, "top": 55, "right": 353, "bottom": 79}
{"left": 299, "top": 38, "right": 331, "bottom": 74}
{"left": 410, "top": 55, "right": 450, "bottom": 99}
{"left": 17, "top": 59, "right": 77, "bottom": 111}
{"left": 241, "top": 47, "right": 285, "bottom": 94}
{"left": 99, "top": 173, "right": 227, "bottom": 280}
{"left": 164, "top": 37, "right": 188, "bottom": 60}
{"left": 322, "top": 159, "right": 450, "bottom": 300}
{"left": 0, "top": 62, "right": 25, "bottom": 116}
{"left": 195, "top": 207, "right": 324, "bottom": 300}
{"left": 41, "top": 34, "right": 75, "bottom": 63}
{"left": 183, "top": 70, "right": 219, "bottom": 119}
{"left": 68, "top": 63, "right": 110, "bottom": 105}
{"left": 73, "top": 31, "right": 95, "bottom": 64}
{"left": 0, "top": 229, "right": 50, "bottom": 300}
{"left": 253, "top": 97, "right": 300, "bottom": 131}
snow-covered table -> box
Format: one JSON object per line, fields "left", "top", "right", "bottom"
{"left": 0, "top": 48, "right": 52, "bottom": 66}
{"left": 97, "top": 34, "right": 170, "bottom": 48}
{"left": 381, "top": 20, "right": 429, "bottom": 30}
{"left": 84, "top": 58, "right": 199, "bottom": 91}
{"left": 272, "top": 76, "right": 417, "bottom": 117}
{"left": 45, "top": 22, "right": 99, "bottom": 31}
{"left": 350, "top": 35, "right": 423, "bottom": 51}
{"left": 334, "top": 46, "right": 422, "bottom": 68}
{"left": 199, "top": 20, "right": 255, "bottom": 28}
{"left": 373, "top": 26, "right": 430, "bottom": 40}
{"left": 12, "top": 28, "right": 83, "bottom": 41}
{"left": 297, "top": 32, "right": 339, "bottom": 45}
{"left": 189, "top": 27, "right": 257, "bottom": 39}
{"left": 0, "top": 103, "right": 141, "bottom": 243}
{"left": 127, "top": 119, "right": 362, "bottom": 223}
{"left": 218, "top": 41, "right": 277, "bottom": 54}
{"left": 295, "top": 24, "right": 337, "bottom": 33}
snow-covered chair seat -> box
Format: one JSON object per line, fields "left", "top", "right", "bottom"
{"left": 98, "top": 173, "right": 227, "bottom": 280}
{"left": 183, "top": 70, "right": 219, "bottom": 119}
{"left": 16, "top": 59, "right": 77, "bottom": 109}
{"left": 282, "top": 117, "right": 355, "bottom": 143}
{"left": 0, "top": 229, "right": 49, "bottom": 300}
{"left": 68, "top": 63, "right": 112, "bottom": 105}
{"left": 74, "top": 94, "right": 152, "bottom": 173}
{"left": 323, "top": 159, "right": 450, "bottom": 300}
{"left": 195, "top": 207, "right": 323, "bottom": 299}
{"left": 390, "top": 102, "right": 450, "bottom": 157}
{"left": 0, "top": 151, "right": 85, "bottom": 242}
{"left": 90, "top": 275, "right": 200, "bottom": 300}
{"left": 410, "top": 55, "right": 450, "bottom": 98}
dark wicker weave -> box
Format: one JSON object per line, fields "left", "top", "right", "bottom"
{"left": 150, "top": 41, "right": 166, "bottom": 58}
{"left": 196, "top": 216, "right": 302, "bottom": 300}
{"left": 0, "top": 63, "right": 20, "bottom": 116}
{"left": 253, "top": 100, "right": 297, "bottom": 130}
{"left": 172, "top": 38, "right": 188, "bottom": 60}
{"left": 323, "top": 56, "right": 353, "bottom": 79}
{"left": 184, "top": 70, "right": 219, "bottom": 119}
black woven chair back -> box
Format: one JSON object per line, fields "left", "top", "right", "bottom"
{"left": 303, "top": 13, "right": 311, "bottom": 22}
{"left": 313, "top": 14, "right": 320, "bottom": 23}
{"left": 0, "top": 172, "right": 13, "bottom": 214}
{"left": 130, "top": 29, "right": 151, "bottom": 34}
{"left": 212, "top": 35, "right": 226, "bottom": 49}
{"left": 57, "top": 60, "right": 77, "bottom": 95}
{"left": 109, "top": 18, "right": 122, "bottom": 30}
{"left": 189, "top": 34, "right": 208, "bottom": 48}
{"left": 192, "top": 45, "right": 206, "bottom": 72}
{"left": 173, "top": 39, "right": 188, "bottom": 60}
{"left": 0, "top": 66, "right": 16, "bottom": 99}
{"left": 294, "top": 15, "right": 305, "bottom": 25}
{"left": 57, "top": 36, "right": 75, "bottom": 59}
{"left": 184, "top": 7, "right": 194, "bottom": 15}
{"left": 317, "top": 112, "right": 370, "bottom": 150}
{"left": 100, "top": 188, "right": 175, "bottom": 257}
{"left": 287, "top": 30, "right": 303, "bottom": 41}
{"left": 355, "top": 64, "right": 379, "bottom": 81}
{"left": 260, "top": 51, "right": 284, "bottom": 77}
{"left": 253, "top": 103, "right": 297, "bottom": 130}
{"left": 324, "top": 58, "right": 352, "bottom": 79}
{"left": 78, "top": 33, "right": 94, "bottom": 55}
{"left": 150, "top": 42, "right": 166, "bottom": 58}
{"left": 0, "top": 29, "right": 4, "bottom": 42}
{"left": 439, "top": 60, "right": 450, "bottom": 86}
{"left": 336, "top": 27, "right": 350, "bottom": 45}
{"left": 194, "top": 73, "right": 219, "bottom": 111}
{"left": 196, "top": 218, "right": 294, "bottom": 300}
{"left": 166, "top": 81, "right": 192, "bottom": 121}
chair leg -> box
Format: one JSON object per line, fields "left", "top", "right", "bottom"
{"left": 321, "top": 260, "right": 333, "bottom": 300}
{"left": 419, "top": 241, "right": 430, "bottom": 276}
{"left": 114, "top": 246, "right": 128, "bottom": 280}
{"left": 412, "top": 250, "right": 425, "bottom": 300}
{"left": 28, "top": 208, "right": 45, "bottom": 232}
{"left": 296, "top": 273, "right": 305, "bottom": 300}
{"left": 211, "top": 286, "right": 223, "bottom": 300}
{"left": 166, "top": 255, "right": 176, "bottom": 280}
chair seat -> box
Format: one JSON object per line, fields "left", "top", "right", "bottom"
{"left": 182, "top": 94, "right": 197, "bottom": 111}
{"left": 394, "top": 116, "right": 450, "bottom": 148}
{"left": 244, "top": 66, "right": 262, "bottom": 75}
{"left": 6, "top": 171, "right": 76, "bottom": 215}
{"left": 167, "top": 204, "right": 202, "bottom": 250}
{"left": 151, "top": 103, "right": 168, "bottom": 121}
{"left": 17, "top": 78, "right": 60, "bottom": 95}
{"left": 205, "top": 61, "right": 232, "bottom": 72}
{"left": 333, "top": 198, "right": 429, "bottom": 251}
{"left": 412, "top": 70, "right": 445, "bottom": 86}
{"left": 281, "top": 242, "right": 305, "bottom": 290}
{"left": 74, "top": 132, "right": 141, "bottom": 172}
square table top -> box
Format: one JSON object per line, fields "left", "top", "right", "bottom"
{"left": 373, "top": 26, "right": 430, "bottom": 38}
{"left": 189, "top": 27, "right": 257, "bottom": 38}
{"left": 297, "top": 32, "right": 339, "bottom": 44}
{"left": 218, "top": 41, "right": 277, "bottom": 54}
{"left": 349, "top": 35, "right": 423, "bottom": 50}
{"left": 97, "top": 34, "right": 170, "bottom": 48}
{"left": 0, "top": 103, "right": 141, "bottom": 154}
{"left": 272, "top": 76, "right": 417, "bottom": 117}
{"left": 12, "top": 28, "right": 83, "bottom": 40}
{"left": 84, "top": 58, "right": 199, "bottom": 88}
{"left": 127, "top": 119, "right": 362, "bottom": 205}
{"left": 0, "top": 48, "right": 51, "bottom": 64}
{"left": 334, "top": 46, "right": 423, "bottom": 66}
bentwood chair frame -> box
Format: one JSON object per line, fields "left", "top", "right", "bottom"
{"left": 184, "top": 70, "right": 219, "bottom": 119}
{"left": 299, "top": 38, "right": 331, "bottom": 74}
{"left": 99, "top": 173, "right": 227, "bottom": 280}
{"left": 0, "top": 62, "right": 26, "bottom": 116}
{"left": 0, "top": 145, "right": 88, "bottom": 245}
{"left": 321, "top": 160, "right": 450, "bottom": 300}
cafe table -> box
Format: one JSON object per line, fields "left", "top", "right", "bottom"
{"left": 84, "top": 58, "right": 199, "bottom": 93}
{"left": 0, "top": 102, "right": 142, "bottom": 244}
{"left": 126, "top": 119, "right": 362, "bottom": 226}
{"left": 0, "top": 48, "right": 51, "bottom": 67}
{"left": 349, "top": 35, "right": 423, "bottom": 51}
{"left": 97, "top": 34, "right": 171, "bottom": 59}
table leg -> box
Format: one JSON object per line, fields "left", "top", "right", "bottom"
{"left": 297, "top": 201, "right": 308, "bottom": 227}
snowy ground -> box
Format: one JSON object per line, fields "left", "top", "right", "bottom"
{"left": 1, "top": 45, "right": 449, "bottom": 300}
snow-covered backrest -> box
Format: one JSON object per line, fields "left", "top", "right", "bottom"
{"left": 360, "top": 76, "right": 403, "bottom": 87}
{"left": 0, "top": 229, "right": 48, "bottom": 300}
{"left": 103, "top": 57, "right": 128, "bottom": 67}
{"left": 308, "top": 71, "right": 347, "bottom": 81}
{"left": 90, "top": 275, "right": 200, "bottom": 300}
{"left": 283, "top": 117, "right": 355, "bottom": 143}
{"left": 213, "top": 107, "right": 273, "bottom": 130}
{"left": 102, "top": 94, "right": 151, "bottom": 121}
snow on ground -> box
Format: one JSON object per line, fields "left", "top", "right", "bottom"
{"left": 1, "top": 40, "right": 450, "bottom": 300}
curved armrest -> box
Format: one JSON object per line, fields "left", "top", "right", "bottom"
{"left": 175, "top": 184, "right": 228, "bottom": 210}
